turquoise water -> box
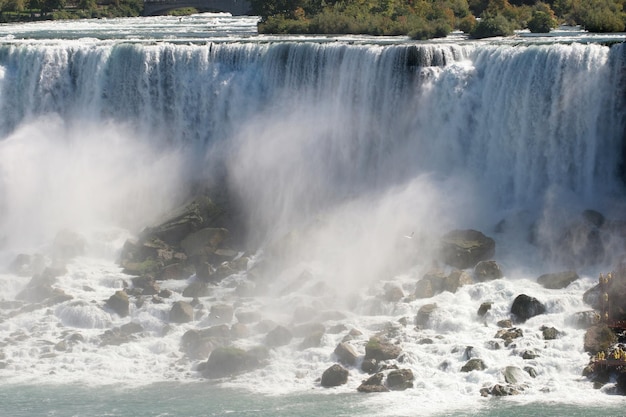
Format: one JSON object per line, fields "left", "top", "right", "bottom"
{"left": 0, "top": 383, "right": 624, "bottom": 417}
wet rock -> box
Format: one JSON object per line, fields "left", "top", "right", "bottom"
{"left": 209, "top": 304, "right": 234, "bottom": 325}
{"left": 364, "top": 337, "right": 401, "bottom": 362}
{"left": 334, "top": 342, "right": 359, "bottom": 366}
{"left": 481, "top": 384, "right": 520, "bottom": 396}
{"left": 169, "top": 301, "right": 194, "bottom": 323}
{"left": 524, "top": 366, "right": 537, "bottom": 378}
{"left": 180, "top": 227, "right": 229, "bottom": 258}
{"left": 202, "top": 346, "right": 268, "bottom": 378}
{"left": 131, "top": 275, "right": 160, "bottom": 296}
{"left": 444, "top": 270, "right": 473, "bottom": 293}
{"left": 357, "top": 372, "right": 388, "bottom": 392}
{"left": 265, "top": 325, "right": 293, "bottom": 347}
{"left": 292, "top": 322, "right": 325, "bottom": 338}
{"left": 568, "top": 311, "right": 600, "bottom": 329}
{"left": 497, "top": 319, "right": 513, "bottom": 328}
{"left": 474, "top": 260, "right": 503, "bottom": 282}
{"left": 503, "top": 366, "right": 528, "bottom": 384}
{"left": 230, "top": 323, "right": 249, "bottom": 339}
{"left": 321, "top": 364, "right": 348, "bottom": 387}
{"left": 361, "top": 358, "right": 379, "bottom": 374}
{"left": 383, "top": 284, "right": 404, "bottom": 302}
{"left": 158, "top": 289, "right": 172, "bottom": 298}
{"left": 521, "top": 350, "right": 539, "bottom": 360}
{"left": 541, "top": 325, "right": 560, "bottom": 340}
{"left": 236, "top": 310, "right": 261, "bottom": 325}
{"left": 299, "top": 330, "right": 324, "bottom": 349}
{"left": 510, "top": 294, "right": 546, "bottom": 323}
{"left": 105, "top": 290, "right": 129, "bottom": 317}
{"left": 477, "top": 302, "right": 492, "bottom": 317}
{"left": 182, "top": 281, "right": 210, "bottom": 298}
{"left": 461, "top": 358, "right": 487, "bottom": 372}
{"left": 495, "top": 328, "right": 523, "bottom": 346}
{"left": 537, "top": 270, "right": 579, "bottom": 289}
{"left": 415, "top": 303, "right": 437, "bottom": 328}
{"left": 439, "top": 229, "right": 495, "bottom": 269}
{"left": 584, "top": 324, "right": 617, "bottom": 354}
{"left": 386, "top": 368, "right": 414, "bottom": 390}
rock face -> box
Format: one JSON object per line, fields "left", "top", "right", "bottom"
{"left": 537, "top": 271, "right": 579, "bottom": 289}
{"left": 320, "top": 364, "right": 348, "bottom": 387}
{"left": 510, "top": 294, "right": 546, "bottom": 323}
{"left": 439, "top": 229, "right": 495, "bottom": 269}
{"left": 119, "top": 195, "right": 240, "bottom": 281}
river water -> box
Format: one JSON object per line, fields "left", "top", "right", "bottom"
{"left": 0, "top": 13, "right": 625, "bottom": 416}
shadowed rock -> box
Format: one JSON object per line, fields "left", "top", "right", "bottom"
{"left": 439, "top": 229, "right": 495, "bottom": 269}
{"left": 321, "top": 364, "right": 348, "bottom": 387}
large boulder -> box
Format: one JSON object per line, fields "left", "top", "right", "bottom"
{"left": 364, "top": 336, "right": 401, "bottom": 362}
{"left": 386, "top": 368, "right": 414, "bottom": 390}
{"left": 357, "top": 372, "right": 388, "bottom": 392}
{"left": 474, "top": 260, "right": 503, "bottom": 282}
{"left": 106, "top": 290, "right": 129, "bottom": 317}
{"left": 444, "top": 270, "right": 473, "bottom": 293}
{"left": 510, "top": 294, "right": 546, "bottom": 323}
{"left": 334, "top": 342, "right": 359, "bottom": 366}
{"left": 439, "top": 229, "right": 495, "bottom": 269}
{"left": 180, "top": 228, "right": 229, "bottom": 258}
{"left": 202, "top": 346, "right": 268, "bottom": 378}
{"left": 265, "top": 325, "right": 293, "bottom": 347}
{"left": 584, "top": 324, "right": 617, "bottom": 354}
{"left": 321, "top": 364, "right": 348, "bottom": 387}
{"left": 537, "top": 271, "right": 579, "bottom": 289}
{"left": 415, "top": 303, "right": 437, "bottom": 328}
{"left": 169, "top": 301, "right": 194, "bottom": 323}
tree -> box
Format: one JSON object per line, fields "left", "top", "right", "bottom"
{"left": 527, "top": 2, "right": 558, "bottom": 32}
{"left": 470, "top": 13, "right": 515, "bottom": 37}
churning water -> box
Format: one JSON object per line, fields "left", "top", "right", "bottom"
{"left": 0, "top": 14, "right": 625, "bottom": 416}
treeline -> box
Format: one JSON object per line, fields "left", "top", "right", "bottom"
{"left": 0, "top": 0, "right": 142, "bottom": 22}
{"left": 250, "top": 0, "right": 626, "bottom": 39}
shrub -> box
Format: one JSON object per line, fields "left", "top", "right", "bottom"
{"left": 527, "top": 10, "right": 557, "bottom": 32}
{"left": 470, "top": 14, "right": 515, "bottom": 38}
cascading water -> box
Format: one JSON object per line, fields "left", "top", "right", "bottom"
{"left": 0, "top": 16, "right": 625, "bottom": 416}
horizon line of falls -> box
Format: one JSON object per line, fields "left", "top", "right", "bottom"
{"left": 2, "top": 37, "right": 626, "bottom": 401}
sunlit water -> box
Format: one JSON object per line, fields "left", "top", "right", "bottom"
{"left": 0, "top": 14, "right": 625, "bottom": 416}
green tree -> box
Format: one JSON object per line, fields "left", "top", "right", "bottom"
{"left": 527, "top": 2, "right": 558, "bottom": 32}
{"left": 470, "top": 13, "right": 515, "bottom": 37}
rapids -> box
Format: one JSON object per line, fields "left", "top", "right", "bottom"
{"left": 0, "top": 14, "right": 625, "bottom": 416}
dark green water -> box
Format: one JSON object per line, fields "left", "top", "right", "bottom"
{"left": 0, "top": 382, "right": 624, "bottom": 417}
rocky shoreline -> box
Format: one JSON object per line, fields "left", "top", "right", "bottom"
{"left": 4, "top": 192, "right": 626, "bottom": 395}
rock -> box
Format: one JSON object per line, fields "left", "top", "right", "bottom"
{"left": 299, "top": 331, "right": 324, "bottom": 349}
{"left": 169, "top": 301, "right": 194, "bottom": 323}
{"left": 415, "top": 303, "right": 437, "bottom": 328}
{"left": 541, "top": 325, "right": 560, "bottom": 340}
{"left": 444, "top": 270, "right": 473, "bottom": 293}
{"left": 583, "top": 283, "right": 601, "bottom": 309}
{"left": 413, "top": 278, "right": 435, "bottom": 299}
{"left": 292, "top": 322, "right": 325, "bottom": 338}
{"left": 236, "top": 310, "right": 262, "bottom": 325}
{"left": 537, "top": 270, "right": 579, "bottom": 289}
{"left": 497, "top": 319, "right": 513, "bottom": 328}
{"left": 361, "top": 358, "right": 379, "bottom": 374}
{"left": 265, "top": 325, "right": 293, "bottom": 347}
{"left": 568, "top": 311, "right": 600, "bottom": 329}
{"left": 181, "top": 329, "right": 215, "bottom": 359}
{"left": 584, "top": 324, "right": 617, "bottom": 354}
{"left": 182, "top": 281, "right": 210, "bottom": 298}
{"left": 334, "top": 342, "right": 359, "bottom": 366}
{"left": 503, "top": 366, "right": 528, "bottom": 384}
{"left": 230, "top": 323, "right": 249, "bottom": 339}
{"left": 209, "top": 304, "right": 234, "bottom": 325}
{"left": 52, "top": 229, "right": 86, "bottom": 262}
{"left": 364, "top": 337, "right": 401, "bottom": 361}
{"left": 474, "top": 260, "right": 503, "bottom": 282}
{"left": 202, "top": 346, "right": 268, "bottom": 378}
{"left": 510, "top": 294, "right": 546, "bottom": 323}
{"left": 8, "top": 253, "right": 45, "bottom": 277}
{"left": 106, "top": 291, "right": 129, "bottom": 317}
{"left": 495, "top": 328, "right": 523, "bottom": 346}
{"left": 482, "top": 384, "right": 520, "bottom": 396}
{"left": 439, "top": 229, "right": 495, "bottom": 269}
{"left": 383, "top": 284, "right": 404, "bottom": 302}
{"left": 524, "top": 366, "right": 537, "bottom": 378}
{"left": 477, "top": 302, "right": 492, "bottom": 317}
{"left": 120, "top": 322, "right": 143, "bottom": 335}
{"left": 521, "top": 350, "right": 539, "bottom": 359}
{"left": 357, "top": 373, "right": 388, "bottom": 392}
{"left": 386, "top": 368, "right": 414, "bottom": 390}
{"left": 180, "top": 228, "right": 229, "bottom": 258}
{"left": 461, "top": 358, "right": 487, "bottom": 372}
{"left": 131, "top": 275, "right": 160, "bottom": 296}
{"left": 321, "top": 364, "right": 348, "bottom": 387}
